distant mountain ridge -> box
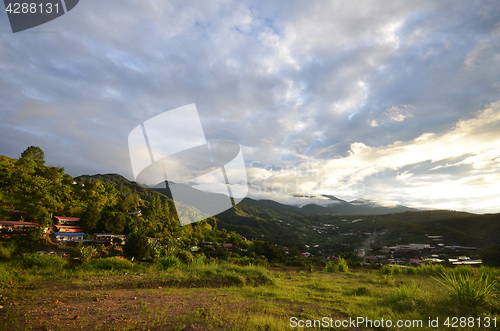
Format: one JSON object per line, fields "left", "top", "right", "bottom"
{"left": 79, "top": 174, "right": 419, "bottom": 216}
{"left": 74, "top": 173, "right": 500, "bottom": 249}
{"left": 300, "top": 195, "right": 418, "bottom": 215}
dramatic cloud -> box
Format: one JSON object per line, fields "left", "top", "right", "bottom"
{"left": 247, "top": 101, "right": 500, "bottom": 213}
{"left": 0, "top": 0, "right": 499, "bottom": 213}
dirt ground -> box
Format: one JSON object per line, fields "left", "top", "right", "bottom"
{"left": 0, "top": 278, "right": 259, "bottom": 330}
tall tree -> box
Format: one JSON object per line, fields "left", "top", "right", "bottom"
{"left": 81, "top": 204, "right": 101, "bottom": 233}
{"left": 123, "top": 231, "right": 150, "bottom": 260}
{"left": 20, "top": 146, "right": 45, "bottom": 165}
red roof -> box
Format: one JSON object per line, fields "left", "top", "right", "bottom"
{"left": 53, "top": 216, "right": 80, "bottom": 221}
{"left": 223, "top": 243, "right": 233, "bottom": 248}
{"left": 0, "top": 220, "right": 41, "bottom": 227}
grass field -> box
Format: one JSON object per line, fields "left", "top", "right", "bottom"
{"left": 0, "top": 255, "right": 499, "bottom": 330}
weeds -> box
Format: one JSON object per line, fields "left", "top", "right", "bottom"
{"left": 435, "top": 269, "right": 498, "bottom": 315}
{"left": 159, "top": 255, "right": 182, "bottom": 270}
{"left": 337, "top": 258, "right": 349, "bottom": 273}
{"left": 78, "top": 257, "right": 134, "bottom": 271}
{"left": 388, "top": 281, "right": 429, "bottom": 312}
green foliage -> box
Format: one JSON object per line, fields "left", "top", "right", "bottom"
{"left": 123, "top": 231, "right": 150, "bottom": 260}
{"left": 381, "top": 264, "right": 392, "bottom": 275}
{"left": 325, "top": 261, "right": 335, "bottom": 273}
{"left": 159, "top": 255, "right": 182, "bottom": 269}
{"left": 337, "top": 257, "right": 349, "bottom": 272}
{"left": 20, "top": 146, "right": 45, "bottom": 165}
{"left": 99, "top": 210, "right": 126, "bottom": 233}
{"left": 435, "top": 269, "right": 498, "bottom": 315}
{"left": 14, "top": 253, "right": 67, "bottom": 270}
{"left": 388, "top": 282, "right": 429, "bottom": 312}
{"left": 25, "top": 226, "right": 44, "bottom": 244}
{"left": 480, "top": 244, "right": 500, "bottom": 267}
{"left": 350, "top": 286, "right": 371, "bottom": 296}
{"left": 81, "top": 204, "right": 101, "bottom": 233}
{"left": 0, "top": 241, "right": 18, "bottom": 259}
{"left": 175, "top": 249, "right": 194, "bottom": 264}
{"left": 79, "top": 245, "right": 98, "bottom": 262}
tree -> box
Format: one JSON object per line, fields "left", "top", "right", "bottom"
{"left": 20, "top": 146, "right": 45, "bottom": 165}
{"left": 81, "top": 204, "right": 101, "bottom": 233}
{"left": 98, "top": 210, "right": 126, "bottom": 234}
{"left": 25, "top": 226, "right": 44, "bottom": 244}
{"left": 480, "top": 244, "right": 500, "bottom": 267}
{"left": 123, "top": 231, "right": 150, "bottom": 260}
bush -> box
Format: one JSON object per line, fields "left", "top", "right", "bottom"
{"left": 435, "top": 270, "right": 497, "bottom": 315}
{"left": 325, "top": 261, "right": 335, "bottom": 273}
{"left": 353, "top": 286, "right": 371, "bottom": 296}
{"left": 159, "top": 255, "right": 182, "bottom": 270}
{"left": 15, "top": 253, "right": 66, "bottom": 270}
{"left": 337, "top": 258, "right": 349, "bottom": 272}
{"left": 0, "top": 242, "right": 17, "bottom": 259}
{"left": 381, "top": 265, "right": 392, "bottom": 275}
{"left": 123, "top": 231, "right": 150, "bottom": 260}
{"left": 79, "top": 245, "right": 98, "bottom": 262}
{"left": 80, "top": 257, "right": 134, "bottom": 271}
{"left": 175, "top": 250, "right": 194, "bottom": 264}
{"left": 388, "top": 282, "right": 428, "bottom": 312}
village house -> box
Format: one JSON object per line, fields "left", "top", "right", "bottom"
{"left": 93, "top": 233, "right": 126, "bottom": 244}
{"left": 54, "top": 224, "right": 83, "bottom": 233}
{"left": 54, "top": 232, "right": 86, "bottom": 242}
{"left": 0, "top": 220, "right": 42, "bottom": 233}
{"left": 52, "top": 216, "right": 81, "bottom": 226}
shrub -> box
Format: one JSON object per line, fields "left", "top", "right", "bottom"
{"left": 79, "top": 245, "right": 98, "bottom": 262}
{"left": 435, "top": 270, "right": 497, "bottom": 315}
{"left": 337, "top": 258, "right": 349, "bottom": 272}
{"left": 352, "top": 286, "right": 371, "bottom": 296}
{"left": 175, "top": 250, "right": 194, "bottom": 264}
{"left": 388, "top": 282, "right": 428, "bottom": 312}
{"left": 381, "top": 265, "right": 392, "bottom": 275}
{"left": 0, "top": 242, "right": 17, "bottom": 259}
{"left": 15, "top": 253, "right": 66, "bottom": 270}
{"left": 159, "top": 255, "right": 182, "bottom": 270}
{"left": 325, "top": 261, "right": 335, "bottom": 273}
{"left": 123, "top": 231, "right": 150, "bottom": 260}
{"left": 384, "top": 274, "right": 395, "bottom": 286}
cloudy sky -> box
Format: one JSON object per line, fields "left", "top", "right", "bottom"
{"left": 1, "top": 1, "right": 500, "bottom": 213}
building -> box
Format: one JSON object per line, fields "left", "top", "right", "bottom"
{"left": 54, "top": 232, "right": 86, "bottom": 242}
{"left": 0, "top": 221, "right": 47, "bottom": 237}
{"left": 125, "top": 210, "right": 142, "bottom": 216}
{"left": 54, "top": 224, "right": 83, "bottom": 233}
{"left": 93, "top": 233, "right": 126, "bottom": 244}
{"left": 52, "top": 216, "right": 80, "bottom": 226}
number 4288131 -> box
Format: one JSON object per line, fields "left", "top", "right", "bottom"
{"left": 6, "top": 2, "right": 60, "bottom": 14}
{"left": 444, "top": 317, "right": 497, "bottom": 328}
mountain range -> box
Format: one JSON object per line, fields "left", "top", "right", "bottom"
{"left": 299, "top": 196, "right": 419, "bottom": 215}
{"left": 77, "top": 173, "right": 500, "bottom": 251}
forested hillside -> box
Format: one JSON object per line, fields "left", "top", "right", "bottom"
{"left": 0, "top": 147, "right": 254, "bottom": 256}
